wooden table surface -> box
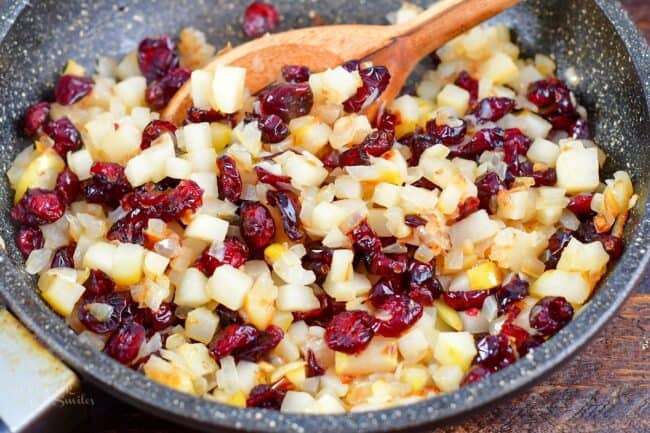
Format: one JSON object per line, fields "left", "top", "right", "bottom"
{"left": 73, "top": 2, "right": 650, "bottom": 433}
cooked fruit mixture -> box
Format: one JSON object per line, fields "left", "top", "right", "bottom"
{"left": 9, "top": 5, "right": 637, "bottom": 413}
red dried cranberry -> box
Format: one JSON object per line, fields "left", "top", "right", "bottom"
{"left": 51, "top": 243, "right": 75, "bottom": 268}
{"left": 569, "top": 118, "right": 591, "bottom": 139}
{"left": 217, "top": 155, "right": 243, "bottom": 202}
{"left": 216, "top": 305, "right": 244, "bottom": 327}
{"left": 455, "top": 71, "right": 479, "bottom": 104}
{"left": 293, "top": 294, "right": 345, "bottom": 327}
{"left": 320, "top": 148, "right": 340, "bottom": 169}
{"left": 407, "top": 261, "right": 442, "bottom": 306}
{"left": 82, "top": 162, "right": 132, "bottom": 208}
{"left": 43, "top": 117, "right": 82, "bottom": 157}
{"left": 503, "top": 128, "right": 531, "bottom": 178}
{"left": 239, "top": 201, "right": 276, "bottom": 250}
{"left": 105, "top": 321, "right": 146, "bottom": 364}
{"left": 145, "top": 67, "right": 191, "bottom": 110}
{"left": 23, "top": 102, "right": 50, "bottom": 136}
{"left": 472, "top": 97, "right": 516, "bottom": 122}
{"left": 242, "top": 2, "right": 280, "bottom": 38}
{"left": 267, "top": 190, "right": 303, "bottom": 241}
{"left": 532, "top": 167, "right": 557, "bottom": 186}
{"left": 16, "top": 226, "right": 44, "bottom": 257}
{"left": 55, "top": 168, "right": 80, "bottom": 205}
{"left": 83, "top": 270, "right": 116, "bottom": 297}
{"left": 573, "top": 219, "right": 599, "bottom": 243}
{"left": 254, "top": 166, "right": 292, "bottom": 191}
{"left": 529, "top": 296, "right": 574, "bottom": 337}
{"left": 451, "top": 127, "right": 504, "bottom": 159}
{"left": 325, "top": 310, "right": 376, "bottom": 354}
{"left": 343, "top": 66, "right": 391, "bottom": 113}
{"left": 54, "top": 74, "right": 93, "bottom": 105}
{"left": 527, "top": 78, "right": 578, "bottom": 130}
{"left": 258, "top": 83, "right": 313, "bottom": 122}
{"left": 341, "top": 60, "right": 360, "bottom": 72}
{"left": 301, "top": 247, "right": 333, "bottom": 285}
{"left": 457, "top": 197, "right": 481, "bottom": 220}
{"left": 141, "top": 119, "right": 177, "bottom": 150}
{"left": 461, "top": 364, "right": 492, "bottom": 386}
{"left": 544, "top": 228, "right": 573, "bottom": 269}
{"left": 234, "top": 325, "right": 284, "bottom": 362}
{"left": 475, "top": 172, "right": 506, "bottom": 213}
{"left": 259, "top": 114, "right": 289, "bottom": 143}
{"left": 401, "top": 131, "right": 437, "bottom": 165}
{"left": 339, "top": 146, "right": 370, "bottom": 166}
{"left": 11, "top": 189, "right": 64, "bottom": 226}
{"left": 246, "top": 383, "right": 288, "bottom": 410}
{"left": 476, "top": 334, "right": 516, "bottom": 371}
{"left": 121, "top": 180, "right": 203, "bottom": 221}
{"left": 350, "top": 220, "right": 382, "bottom": 253}
{"left": 137, "top": 36, "right": 179, "bottom": 82}
{"left": 404, "top": 214, "right": 427, "bottom": 227}
{"left": 185, "top": 107, "right": 235, "bottom": 125}
{"left": 495, "top": 277, "right": 529, "bottom": 313}
{"left": 150, "top": 302, "right": 177, "bottom": 331}
{"left": 367, "top": 252, "right": 409, "bottom": 277}
{"left": 306, "top": 349, "right": 325, "bottom": 377}
{"left": 411, "top": 177, "right": 437, "bottom": 190}
{"left": 599, "top": 235, "right": 623, "bottom": 259}
{"left": 195, "top": 237, "right": 249, "bottom": 276}
{"left": 500, "top": 321, "right": 530, "bottom": 349}
{"left": 78, "top": 293, "right": 128, "bottom": 334}
{"left": 210, "top": 324, "right": 259, "bottom": 360}
{"left": 361, "top": 130, "right": 393, "bottom": 157}
{"left": 375, "top": 295, "right": 423, "bottom": 337}
{"left": 426, "top": 119, "right": 467, "bottom": 145}
{"left": 442, "top": 290, "right": 492, "bottom": 311}
{"left": 281, "top": 65, "right": 310, "bottom": 83}
{"left": 567, "top": 193, "right": 594, "bottom": 219}
{"left": 107, "top": 209, "right": 147, "bottom": 245}
{"left": 376, "top": 110, "right": 398, "bottom": 136}
{"left": 518, "top": 334, "right": 545, "bottom": 356}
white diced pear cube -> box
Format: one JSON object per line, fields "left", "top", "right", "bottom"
{"left": 211, "top": 65, "right": 246, "bottom": 114}
{"left": 82, "top": 241, "right": 116, "bottom": 275}
{"left": 190, "top": 69, "right": 213, "bottom": 110}
{"left": 144, "top": 251, "right": 170, "bottom": 277}
{"left": 556, "top": 146, "right": 600, "bottom": 193}
{"left": 165, "top": 157, "right": 192, "bottom": 180}
{"left": 67, "top": 149, "right": 94, "bottom": 180}
{"left": 185, "top": 215, "right": 228, "bottom": 243}
{"left": 527, "top": 138, "right": 560, "bottom": 167}
{"left": 39, "top": 273, "right": 86, "bottom": 317}
{"left": 433, "top": 332, "right": 477, "bottom": 372}
{"left": 174, "top": 268, "right": 210, "bottom": 307}
{"left": 334, "top": 337, "right": 398, "bottom": 376}
{"left": 277, "top": 284, "right": 320, "bottom": 312}
{"left": 372, "top": 183, "right": 402, "bottom": 208}
{"left": 437, "top": 84, "right": 470, "bottom": 116}
{"left": 114, "top": 76, "right": 146, "bottom": 109}
{"left": 397, "top": 328, "right": 430, "bottom": 364}
{"left": 112, "top": 242, "right": 145, "bottom": 285}
{"left": 479, "top": 51, "right": 519, "bottom": 85}
{"left": 183, "top": 122, "right": 213, "bottom": 152}
{"left": 557, "top": 238, "right": 609, "bottom": 282}
{"left": 207, "top": 264, "right": 254, "bottom": 310}
{"left": 431, "top": 365, "right": 463, "bottom": 392}
{"left": 530, "top": 270, "right": 591, "bottom": 305}
{"left": 184, "top": 308, "right": 220, "bottom": 344}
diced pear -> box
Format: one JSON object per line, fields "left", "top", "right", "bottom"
{"left": 329, "top": 114, "right": 372, "bottom": 150}
{"left": 527, "top": 138, "right": 560, "bottom": 167}
{"left": 174, "top": 342, "right": 218, "bottom": 376}
{"left": 144, "top": 356, "right": 195, "bottom": 395}
{"left": 165, "top": 157, "right": 192, "bottom": 180}
{"left": 39, "top": 272, "right": 86, "bottom": 317}
{"left": 207, "top": 264, "right": 254, "bottom": 310}
{"left": 557, "top": 238, "right": 609, "bottom": 284}
{"left": 182, "top": 122, "right": 212, "bottom": 152}
{"left": 479, "top": 51, "right": 519, "bottom": 85}
{"left": 277, "top": 284, "right": 320, "bottom": 312}
{"left": 530, "top": 269, "right": 591, "bottom": 305}
{"left": 114, "top": 76, "right": 146, "bottom": 109}
{"left": 467, "top": 261, "right": 502, "bottom": 290}
{"left": 290, "top": 116, "right": 332, "bottom": 154}
{"left": 82, "top": 241, "right": 116, "bottom": 276}
{"left": 144, "top": 251, "right": 170, "bottom": 277}
{"left": 431, "top": 364, "right": 464, "bottom": 392}
{"left": 244, "top": 273, "right": 278, "bottom": 330}
{"left": 556, "top": 146, "right": 600, "bottom": 194}
{"left": 211, "top": 123, "right": 232, "bottom": 152}
{"left": 190, "top": 69, "right": 213, "bottom": 110}
{"left": 211, "top": 65, "right": 246, "bottom": 114}
{"left": 63, "top": 59, "right": 86, "bottom": 76}
{"left": 310, "top": 202, "right": 346, "bottom": 231}
{"left": 437, "top": 84, "right": 470, "bottom": 116}
{"left": 497, "top": 189, "right": 536, "bottom": 222}
{"left": 391, "top": 95, "right": 420, "bottom": 138}
{"left": 174, "top": 268, "right": 210, "bottom": 307}
{"left": 14, "top": 149, "right": 65, "bottom": 203}
{"left": 115, "top": 50, "right": 141, "bottom": 80}
{"left": 184, "top": 308, "right": 220, "bottom": 344}
{"left": 308, "top": 66, "right": 362, "bottom": 104}
{"left": 67, "top": 148, "right": 94, "bottom": 181}
{"left": 372, "top": 182, "right": 402, "bottom": 208}
{"left": 281, "top": 152, "right": 328, "bottom": 188}
{"left": 335, "top": 337, "right": 398, "bottom": 376}
{"left": 111, "top": 242, "right": 145, "bottom": 285}
{"left": 397, "top": 328, "right": 430, "bottom": 364}
{"left": 185, "top": 215, "right": 228, "bottom": 243}
{"left": 434, "top": 300, "right": 464, "bottom": 331}
{"left": 433, "top": 332, "right": 477, "bottom": 371}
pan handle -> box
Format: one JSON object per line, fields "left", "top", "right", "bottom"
{"left": 0, "top": 307, "right": 84, "bottom": 433}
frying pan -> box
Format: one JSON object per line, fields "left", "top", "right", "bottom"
{"left": 0, "top": 0, "right": 648, "bottom": 432}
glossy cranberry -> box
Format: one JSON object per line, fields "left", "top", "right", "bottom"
{"left": 11, "top": 189, "right": 64, "bottom": 226}
{"left": 544, "top": 228, "right": 573, "bottom": 269}
{"left": 400, "top": 131, "right": 436, "bottom": 165}
{"left": 455, "top": 71, "right": 479, "bottom": 104}
{"left": 293, "top": 294, "right": 345, "bottom": 327}
{"left": 518, "top": 334, "right": 545, "bottom": 356}
{"left": 185, "top": 107, "right": 235, "bottom": 125}
{"left": 254, "top": 166, "right": 292, "bottom": 191}
{"left": 495, "top": 277, "right": 529, "bottom": 313}
{"left": 267, "top": 190, "right": 303, "bottom": 241}
{"left": 339, "top": 146, "right": 370, "bottom": 166}
{"left": 105, "top": 321, "right": 146, "bottom": 364}
{"left": 404, "top": 214, "right": 427, "bottom": 227}
{"left": 23, "top": 102, "right": 50, "bottom": 136}
{"left": 527, "top": 78, "right": 578, "bottom": 130}
{"left": 50, "top": 243, "right": 75, "bottom": 268}
{"left": 141, "top": 119, "right": 177, "bottom": 150}
{"left": 375, "top": 295, "right": 423, "bottom": 337}
{"left": 442, "top": 290, "right": 492, "bottom": 311}
{"left": 407, "top": 261, "right": 442, "bottom": 306}
{"left": 451, "top": 127, "right": 504, "bottom": 159}
{"left": 258, "top": 83, "right": 313, "bottom": 122}
{"left": 145, "top": 67, "right": 191, "bottom": 110}
{"left": 529, "top": 296, "right": 574, "bottom": 337}
{"left": 367, "top": 252, "right": 409, "bottom": 277}
{"left": 82, "top": 162, "right": 132, "bottom": 208}
{"left": 361, "top": 130, "right": 393, "bottom": 157}
{"left": 573, "top": 219, "right": 599, "bottom": 243}
{"left": 55, "top": 168, "right": 80, "bottom": 206}
{"left": 210, "top": 324, "right": 259, "bottom": 360}
{"left": 281, "top": 65, "right": 310, "bottom": 83}
{"left": 246, "top": 383, "right": 288, "bottom": 410}
{"left": 217, "top": 155, "right": 243, "bottom": 202}
{"left": 532, "top": 167, "right": 557, "bottom": 186}
{"left": 461, "top": 364, "right": 492, "bottom": 386}
{"left": 301, "top": 247, "right": 333, "bottom": 285}
{"left": 472, "top": 97, "right": 516, "bottom": 122}
{"left": 475, "top": 172, "right": 506, "bottom": 214}
{"left": 149, "top": 302, "right": 177, "bottom": 331}
{"left": 343, "top": 66, "right": 391, "bottom": 113}
{"left": 376, "top": 110, "right": 398, "bottom": 136}
{"left": 16, "top": 226, "right": 44, "bottom": 257}
{"left": 239, "top": 201, "right": 276, "bottom": 251}
{"left": 306, "top": 349, "right": 325, "bottom": 377}
{"left": 457, "top": 197, "right": 480, "bottom": 220}
{"left": 137, "top": 36, "right": 179, "bottom": 82}
{"left": 106, "top": 210, "right": 147, "bottom": 245}
{"left": 122, "top": 180, "right": 203, "bottom": 221}
{"left": 242, "top": 1, "right": 280, "bottom": 37}
{"left": 259, "top": 114, "right": 289, "bottom": 143}
{"left": 54, "top": 74, "right": 93, "bottom": 105}
{"left": 43, "top": 117, "right": 82, "bottom": 157}
{"left": 195, "top": 237, "right": 249, "bottom": 276}
{"left": 234, "top": 325, "right": 284, "bottom": 362}
{"left": 569, "top": 118, "right": 591, "bottom": 139}
{"left": 503, "top": 128, "right": 531, "bottom": 162}
{"left": 476, "top": 334, "right": 516, "bottom": 371}
{"left": 325, "top": 310, "right": 376, "bottom": 354}
{"left": 83, "top": 270, "right": 115, "bottom": 297}
{"left": 599, "top": 235, "right": 624, "bottom": 259}
{"left": 567, "top": 193, "right": 594, "bottom": 218}
{"left": 341, "top": 60, "right": 360, "bottom": 72}
{"left": 426, "top": 119, "right": 467, "bottom": 145}
{"left": 411, "top": 177, "right": 437, "bottom": 190}
{"left": 350, "top": 220, "right": 382, "bottom": 253}
{"left": 78, "top": 293, "right": 128, "bottom": 334}
{"left": 216, "top": 305, "right": 244, "bottom": 327}
{"left": 368, "top": 278, "right": 401, "bottom": 308}
{"left": 500, "top": 321, "right": 530, "bottom": 349}
{"left": 319, "top": 148, "right": 340, "bottom": 169}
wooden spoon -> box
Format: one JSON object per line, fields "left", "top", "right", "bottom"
{"left": 162, "top": 0, "right": 520, "bottom": 124}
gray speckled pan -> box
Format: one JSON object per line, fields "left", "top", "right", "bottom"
{"left": 0, "top": 0, "right": 648, "bottom": 432}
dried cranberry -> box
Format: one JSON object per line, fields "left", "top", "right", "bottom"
{"left": 529, "top": 296, "right": 574, "bottom": 337}
{"left": 217, "top": 155, "right": 243, "bottom": 202}
{"left": 361, "top": 130, "right": 393, "bottom": 157}
{"left": 426, "top": 119, "right": 467, "bottom": 145}
{"left": 105, "top": 321, "right": 146, "bottom": 364}
{"left": 254, "top": 166, "right": 292, "bottom": 191}
{"left": 518, "top": 334, "right": 545, "bottom": 357}
{"left": 368, "top": 277, "right": 402, "bottom": 308}
{"left": 239, "top": 201, "right": 276, "bottom": 251}
{"left": 500, "top": 322, "right": 530, "bottom": 349}
{"left": 527, "top": 78, "right": 578, "bottom": 130}
{"left": 185, "top": 107, "right": 235, "bottom": 125}
{"left": 23, "top": 102, "right": 50, "bottom": 136}
{"left": 306, "top": 349, "right": 325, "bottom": 377}
{"left": 320, "top": 148, "right": 340, "bottom": 169}
{"left": 339, "top": 146, "right": 370, "bottom": 166}
{"left": 495, "top": 277, "right": 529, "bottom": 313}
{"left": 106, "top": 209, "right": 147, "bottom": 245}
{"left": 54, "top": 74, "right": 93, "bottom": 105}
{"left": 472, "top": 97, "right": 516, "bottom": 122}
{"left": 569, "top": 118, "right": 591, "bottom": 139}
{"left": 150, "top": 302, "right": 177, "bottom": 331}
{"left": 476, "top": 334, "right": 516, "bottom": 371}
{"left": 407, "top": 261, "right": 442, "bottom": 306}
{"left": 78, "top": 293, "right": 128, "bottom": 334}
{"left": 343, "top": 66, "right": 391, "bottom": 113}
{"left": 442, "top": 290, "right": 492, "bottom": 311}
{"left": 121, "top": 180, "right": 203, "bottom": 221}
{"left": 242, "top": 1, "right": 280, "bottom": 37}
{"left": 401, "top": 131, "right": 436, "bottom": 165}
{"left": 375, "top": 295, "right": 423, "bottom": 337}
{"left": 376, "top": 110, "right": 398, "bottom": 136}
{"left": 267, "top": 190, "right": 303, "bottom": 241}
{"left": 599, "top": 235, "right": 624, "bottom": 259}
{"left": 404, "top": 214, "right": 427, "bottom": 228}
{"left": 475, "top": 172, "right": 506, "bottom": 213}
{"left": 451, "top": 127, "right": 504, "bottom": 159}
{"left": 455, "top": 71, "right": 479, "bottom": 104}
{"left": 55, "top": 168, "right": 80, "bottom": 205}
{"left": 258, "top": 83, "right": 313, "bottom": 122}
{"left": 51, "top": 244, "right": 75, "bottom": 268}
{"left": 145, "top": 67, "right": 191, "bottom": 110}
{"left": 259, "top": 114, "right": 289, "bottom": 143}
{"left": 195, "top": 237, "right": 249, "bottom": 276}
{"left": 141, "top": 119, "right": 177, "bottom": 150}
{"left": 350, "top": 220, "right": 382, "bottom": 253}
{"left": 43, "top": 117, "right": 82, "bottom": 157}
{"left": 216, "top": 305, "right": 244, "bottom": 327}
{"left": 573, "top": 219, "right": 599, "bottom": 243}
{"left": 210, "top": 324, "right": 259, "bottom": 360}
{"left": 503, "top": 128, "right": 531, "bottom": 164}
{"left": 544, "top": 228, "right": 573, "bottom": 269}
{"left": 367, "top": 252, "right": 409, "bottom": 277}
{"left": 341, "top": 60, "right": 360, "bottom": 73}
{"left": 16, "top": 226, "right": 44, "bottom": 257}
{"left": 82, "top": 162, "right": 132, "bottom": 208}
{"left": 411, "top": 177, "right": 437, "bottom": 190}
{"left": 461, "top": 364, "right": 492, "bottom": 386}
{"left": 11, "top": 189, "right": 64, "bottom": 226}
{"left": 325, "top": 310, "right": 376, "bottom": 354}
{"left": 532, "top": 167, "right": 557, "bottom": 186}
{"left": 567, "top": 193, "right": 594, "bottom": 219}
{"left": 137, "top": 36, "right": 179, "bottom": 82}
{"left": 301, "top": 247, "right": 333, "bottom": 285}
{"left": 246, "top": 383, "right": 288, "bottom": 410}
{"left": 293, "top": 294, "right": 345, "bottom": 327}
{"left": 457, "top": 197, "right": 481, "bottom": 220}
{"left": 281, "top": 65, "right": 310, "bottom": 83}
{"left": 234, "top": 325, "right": 284, "bottom": 362}
{"left": 83, "top": 270, "right": 116, "bottom": 297}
